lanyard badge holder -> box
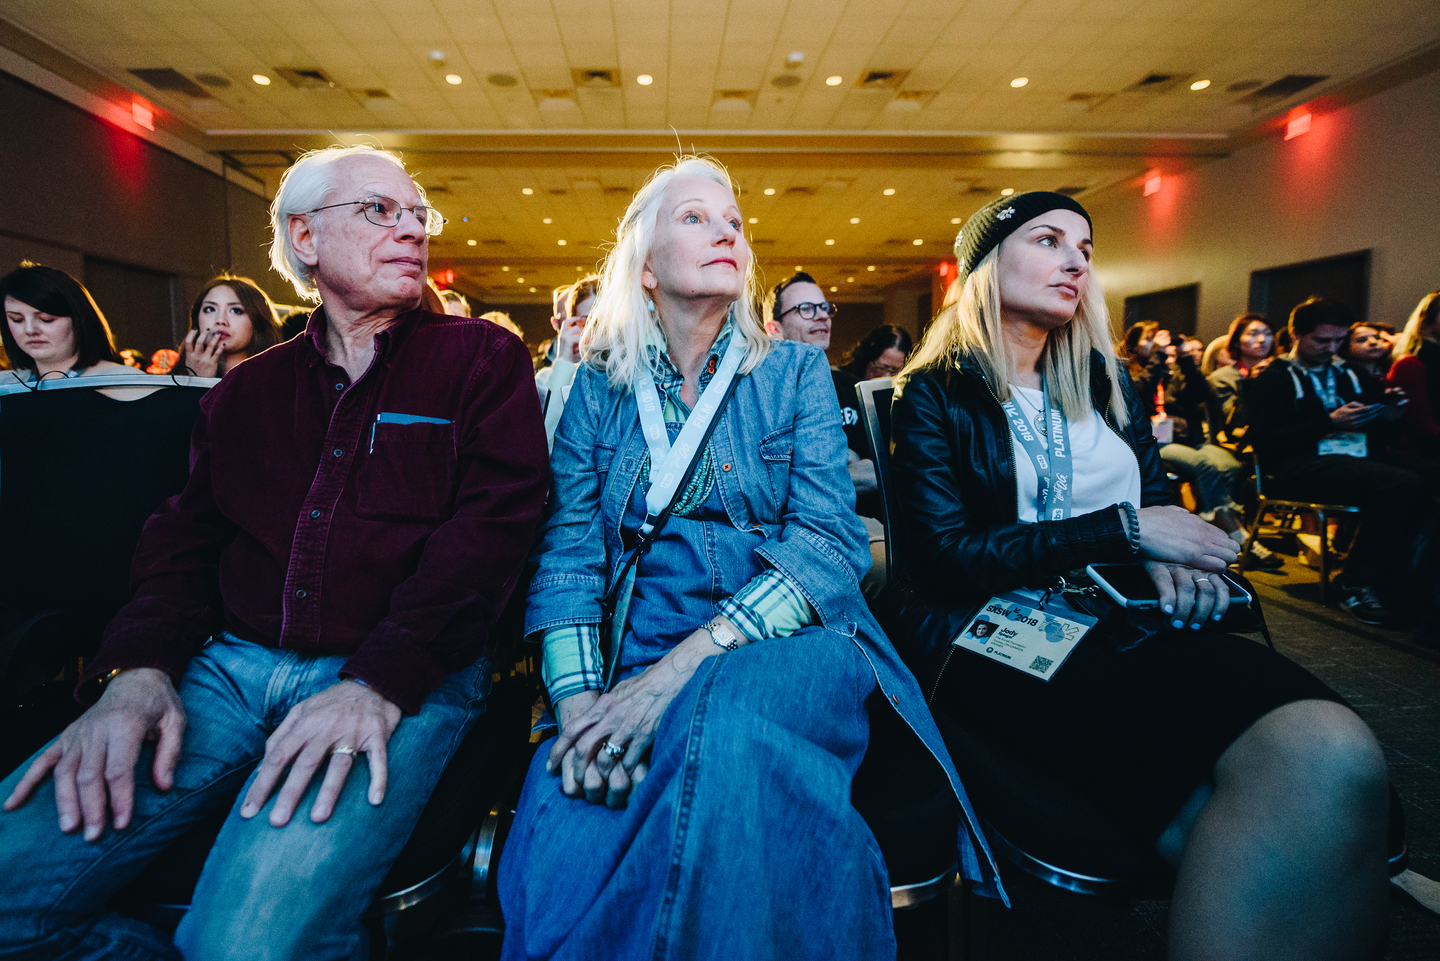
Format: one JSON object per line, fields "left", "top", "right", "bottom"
{"left": 598, "top": 337, "right": 746, "bottom": 692}
{"left": 955, "top": 382, "right": 1096, "bottom": 680}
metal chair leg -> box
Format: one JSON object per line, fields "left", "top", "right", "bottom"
{"left": 1318, "top": 510, "right": 1331, "bottom": 605}
{"left": 1238, "top": 497, "right": 1263, "bottom": 573}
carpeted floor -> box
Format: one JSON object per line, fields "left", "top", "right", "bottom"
{"left": 957, "top": 563, "right": 1440, "bottom": 960}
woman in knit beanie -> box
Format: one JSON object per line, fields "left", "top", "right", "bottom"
{"left": 885, "top": 192, "right": 1393, "bottom": 960}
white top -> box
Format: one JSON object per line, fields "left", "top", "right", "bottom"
{"left": 1008, "top": 384, "right": 1141, "bottom": 524}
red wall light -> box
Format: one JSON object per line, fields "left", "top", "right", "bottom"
{"left": 1285, "top": 112, "right": 1312, "bottom": 140}
{"left": 433, "top": 269, "right": 456, "bottom": 286}
{"left": 131, "top": 101, "right": 154, "bottom": 131}
{"left": 1143, "top": 170, "right": 1162, "bottom": 197}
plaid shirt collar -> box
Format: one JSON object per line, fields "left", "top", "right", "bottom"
{"left": 645, "top": 315, "right": 736, "bottom": 400}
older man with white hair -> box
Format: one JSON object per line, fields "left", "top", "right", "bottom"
{"left": 0, "top": 144, "right": 549, "bottom": 959}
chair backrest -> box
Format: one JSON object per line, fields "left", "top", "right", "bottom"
{"left": 855, "top": 378, "right": 897, "bottom": 576}
{"left": 0, "top": 378, "right": 210, "bottom": 649}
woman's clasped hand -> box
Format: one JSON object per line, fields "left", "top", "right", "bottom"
{"left": 1133, "top": 504, "right": 1238, "bottom": 629}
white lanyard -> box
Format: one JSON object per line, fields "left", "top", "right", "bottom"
{"left": 633, "top": 335, "right": 746, "bottom": 534}
{"left": 1307, "top": 365, "right": 1339, "bottom": 411}
{"left": 1002, "top": 381, "right": 1074, "bottom": 521}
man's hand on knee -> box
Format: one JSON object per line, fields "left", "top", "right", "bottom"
{"left": 240, "top": 680, "right": 401, "bottom": 828}
{"left": 3, "top": 667, "right": 185, "bottom": 842}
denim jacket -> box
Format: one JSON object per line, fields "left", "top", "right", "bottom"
{"left": 525, "top": 337, "right": 1005, "bottom": 899}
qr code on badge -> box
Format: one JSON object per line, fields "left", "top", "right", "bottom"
{"left": 1028, "top": 655, "right": 1054, "bottom": 674}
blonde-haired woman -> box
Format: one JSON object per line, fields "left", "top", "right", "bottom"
{"left": 1387, "top": 290, "right": 1440, "bottom": 453}
{"left": 498, "top": 156, "right": 999, "bottom": 959}
{"left": 885, "top": 192, "right": 1393, "bottom": 960}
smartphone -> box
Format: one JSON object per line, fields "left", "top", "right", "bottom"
{"left": 1085, "top": 563, "right": 1253, "bottom": 609}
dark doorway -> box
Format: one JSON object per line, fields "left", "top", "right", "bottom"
{"left": 83, "top": 257, "right": 179, "bottom": 356}
{"left": 1123, "top": 283, "right": 1198, "bottom": 335}
{"left": 1248, "top": 250, "right": 1370, "bottom": 328}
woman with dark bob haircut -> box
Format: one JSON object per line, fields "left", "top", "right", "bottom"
{"left": 1, "top": 262, "right": 123, "bottom": 382}
{"left": 176, "top": 274, "right": 285, "bottom": 378}
{"left": 884, "top": 191, "right": 1395, "bottom": 960}
{"left": 837, "top": 323, "right": 913, "bottom": 380}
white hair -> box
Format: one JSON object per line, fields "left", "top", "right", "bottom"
{"left": 268, "top": 144, "right": 423, "bottom": 302}
{"left": 581, "top": 155, "right": 771, "bottom": 388}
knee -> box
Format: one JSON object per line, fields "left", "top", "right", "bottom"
{"left": 1227, "top": 700, "right": 1389, "bottom": 810}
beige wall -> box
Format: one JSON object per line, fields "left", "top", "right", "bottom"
{"left": 1091, "top": 67, "right": 1440, "bottom": 344}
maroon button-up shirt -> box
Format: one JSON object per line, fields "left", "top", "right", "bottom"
{"left": 81, "top": 308, "right": 549, "bottom": 714}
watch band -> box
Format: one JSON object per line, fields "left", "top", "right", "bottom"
{"left": 1120, "top": 501, "right": 1141, "bottom": 554}
{"left": 704, "top": 618, "right": 741, "bottom": 652}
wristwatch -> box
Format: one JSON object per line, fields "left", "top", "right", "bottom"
{"left": 704, "top": 618, "right": 741, "bottom": 652}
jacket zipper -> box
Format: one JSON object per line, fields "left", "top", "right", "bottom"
{"left": 929, "top": 373, "right": 1018, "bottom": 705}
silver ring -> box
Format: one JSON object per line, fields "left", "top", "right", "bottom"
{"left": 600, "top": 740, "right": 625, "bottom": 758}
{"left": 332, "top": 745, "right": 359, "bottom": 757}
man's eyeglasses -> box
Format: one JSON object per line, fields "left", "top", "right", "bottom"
{"left": 780, "top": 301, "right": 839, "bottom": 321}
{"left": 308, "top": 196, "right": 447, "bottom": 236}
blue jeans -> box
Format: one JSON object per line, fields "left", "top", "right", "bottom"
{"left": 1160, "top": 442, "right": 1244, "bottom": 515}
{"left": 499, "top": 629, "right": 893, "bottom": 961}
{"left": 0, "top": 635, "right": 489, "bottom": 961}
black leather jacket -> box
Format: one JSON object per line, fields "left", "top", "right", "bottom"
{"left": 880, "top": 350, "right": 1174, "bottom": 692}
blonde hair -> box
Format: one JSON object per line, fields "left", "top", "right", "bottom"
{"left": 1393, "top": 290, "right": 1440, "bottom": 362}
{"left": 580, "top": 155, "right": 770, "bottom": 388}
{"left": 898, "top": 247, "right": 1129, "bottom": 428}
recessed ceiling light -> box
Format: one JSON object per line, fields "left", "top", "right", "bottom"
{"left": 557, "top": 239, "right": 567, "bottom": 246}
{"left": 518, "top": 277, "right": 525, "bottom": 283}
{"left": 251, "top": 74, "right": 271, "bottom": 85}
{"left": 637, "top": 74, "right": 654, "bottom": 85}
{"left": 763, "top": 188, "right": 776, "bottom": 195}
{"left": 1010, "top": 77, "right": 1028, "bottom": 88}
{"left": 883, "top": 188, "right": 896, "bottom": 196}
{"left": 787, "top": 51, "right": 805, "bottom": 66}
{"left": 430, "top": 50, "right": 447, "bottom": 63}
{"left": 913, "top": 238, "right": 923, "bottom": 245}
{"left": 795, "top": 265, "right": 803, "bottom": 271}
{"left": 830, "top": 286, "right": 838, "bottom": 291}
{"left": 748, "top": 217, "right": 758, "bottom": 223}
{"left": 529, "top": 286, "right": 537, "bottom": 292}
{"left": 542, "top": 217, "right": 552, "bottom": 224}
{"left": 522, "top": 188, "right": 533, "bottom": 195}
{"left": 445, "top": 74, "right": 462, "bottom": 85}
{"left": 1000, "top": 188, "right": 1015, "bottom": 196}
{"left": 825, "top": 239, "right": 835, "bottom": 245}
{"left": 467, "top": 239, "right": 477, "bottom": 246}
{"left": 951, "top": 217, "right": 962, "bottom": 224}
{"left": 826, "top": 75, "right": 843, "bottom": 86}
{"left": 849, "top": 217, "right": 860, "bottom": 224}
{"left": 866, "top": 265, "right": 876, "bottom": 271}
{"left": 501, "top": 266, "right": 509, "bottom": 271}
{"left": 1190, "top": 79, "right": 1211, "bottom": 91}
{"left": 847, "top": 277, "right": 854, "bottom": 282}
{"left": 462, "top": 216, "right": 469, "bottom": 223}
{"left": 576, "top": 266, "right": 583, "bottom": 271}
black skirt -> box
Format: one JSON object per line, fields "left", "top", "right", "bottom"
{"left": 933, "top": 628, "right": 1346, "bottom": 845}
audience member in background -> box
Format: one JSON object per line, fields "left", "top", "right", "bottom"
{"left": 498, "top": 155, "right": 997, "bottom": 959}
{"left": 887, "top": 193, "right": 1392, "bottom": 961}
{"left": 1117, "top": 320, "right": 1171, "bottom": 417}
{"left": 439, "top": 288, "right": 470, "bottom": 317}
{"left": 421, "top": 278, "right": 446, "bottom": 313}
{"left": 119, "top": 348, "right": 145, "bottom": 369}
{"left": 1340, "top": 322, "right": 1394, "bottom": 380}
{"left": 1200, "top": 334, "right": 1232, "bottom": 375}
{"left": 481, "top": 310, "right": 524, "bottom": 340}
{"left": 1387, "top": 291, "right": 1440, "bottom": 456}
{"left": 0, "top": 262, "right": 124, "bottom": 384}
{"left": 176, "top": 274, "right": 285, "bottom": 378}
{"left": 1246, "top": 297, "right": 1419, "bottom": 626}
{"left": 534, "top": 282, "right": 575, "bottom": 372}
{"left": 1275, "top": 325, "right": 1293, "bottom": 356}
{"left": 765, "top": 273, "right": 886, "bottom": 592}
{"left": 837, "top": 323, "right": 913, "bottom": 382}
{"left": 1160, "top": 328, "right": 1283, "bottom": 569}
{"left": 1208, "top": 313, "right": 1275, "bottom": 438}
{"left": 537, "top": 275, "right": 597, "bottom": 449}
{"left": 278, "top": 304, "right": 311, "bottom": 340}
{"left": 0, "top": 144, "right": 549, "bottom": 959}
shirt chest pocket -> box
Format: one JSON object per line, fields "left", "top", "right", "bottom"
{"left": 759, "top": 426, "right": 795, "bottom": 510}
{"left": 356, "top": 416, "right": 457, "bottom": 522}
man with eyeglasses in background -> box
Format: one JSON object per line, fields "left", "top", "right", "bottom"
{"left": 0, "top": 144, "right": 549, "bottom": 959}
{"left": 767, "top": 272, "right": 886, "bottom": 595}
